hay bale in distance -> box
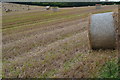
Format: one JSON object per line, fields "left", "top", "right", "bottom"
{"left": 46, "top": 6, "right": 50, "bottom": 10}
{"left": 89, "top": 12, "right": 116, "bottom": 49}
{"left": 96, "top": 4, "right": 102, "bottom": 9}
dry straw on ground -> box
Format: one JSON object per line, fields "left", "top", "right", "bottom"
{"left": 117, "top": 5, "right": 120, "bottom": 75}
{"left": 113, "top": 5, "right": 120, "bottom": 53}
{"left": 118, "top": 5, "right": 120, "bottom": 50}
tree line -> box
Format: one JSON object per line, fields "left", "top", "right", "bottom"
{"left": 12, "top": 2, "right": 119, "bottom": 7}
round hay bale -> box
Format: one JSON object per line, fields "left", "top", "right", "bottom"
{"left": 96, "top": 4, "right": 102, "bottom": 9}
{"left": 46, "top": 6, "right": 50, "bottom": 10}
{"left": 89, "top": 12, "right": 116, "bottom": 49}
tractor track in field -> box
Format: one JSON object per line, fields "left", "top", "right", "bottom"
{"left": 3, "top": 7, "right": 91, "bottom": 29}
{"left": 3, "top": 5, "right": 116, "bottom": 33}
{"left": 3, "top": 18, "right": 88, "bottom": 60}
{"left": 3, "top": 18, "right": 87, "bottom": 45}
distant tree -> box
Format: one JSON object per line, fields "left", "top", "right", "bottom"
{"left": 11, "top": 2, "right": 116, "bottom": 7}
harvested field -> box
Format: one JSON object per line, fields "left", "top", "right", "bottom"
{"left": 2, "top": 4, "right": 118, "bottom": 78}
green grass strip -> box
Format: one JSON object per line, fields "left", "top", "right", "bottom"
{"left": 99, "top": 59, "right": 118, "bottom": 78}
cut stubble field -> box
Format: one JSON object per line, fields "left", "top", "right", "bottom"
{"left": 2, "top": 5, "right": 118, "bottom": 78}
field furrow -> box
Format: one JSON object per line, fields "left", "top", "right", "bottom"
{"left": 3, "top": 20, "right": 88, "bottom": 60}
{"left": 3, "top": 18, "right": 87, "bottom": 44}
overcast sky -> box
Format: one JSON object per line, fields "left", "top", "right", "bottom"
{"left": 101, "top": 0, "right": 120, "bottom": 1}
{"left": 109, "top": 0, "right": 120, "bottom": 1}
